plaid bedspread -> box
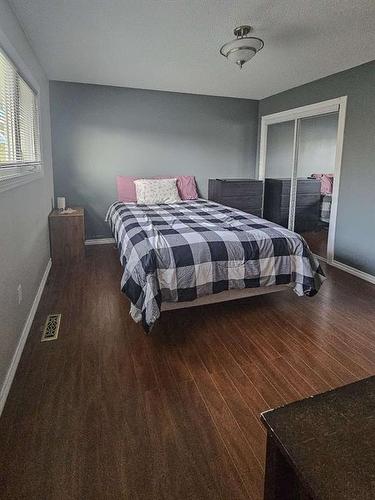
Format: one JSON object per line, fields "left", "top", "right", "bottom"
{"left": 106, "top": 199, "right": 325, "bottom": 332}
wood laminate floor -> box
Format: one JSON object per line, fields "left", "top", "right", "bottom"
{"left": 301, "top": 228, "right": 329, "bottom": 259}
{"left": 1, "top": 245, "right": 375, "bottom": 500}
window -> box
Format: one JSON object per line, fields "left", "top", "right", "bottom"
{"left": 0, "top": 46, "right": 41, "bottom": 187}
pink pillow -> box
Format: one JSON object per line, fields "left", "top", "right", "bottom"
{"left": 176, "top": 176, "right": 198, "bottom": 200}
{"left": 116, "top": 175, "right": 198, "bottom": 202}
{"left": 116, "top": 176, "right": 138, "bottom": 203}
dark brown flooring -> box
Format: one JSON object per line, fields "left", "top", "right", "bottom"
{"left": 301, "top": 228, "right": 329, "bottom": 258}
{"left": 1, "top": 245, "right": 375, "bottom": 500}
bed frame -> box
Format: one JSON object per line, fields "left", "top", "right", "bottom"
{"left": 161, "top": 284, "right": 290, "bottom": 311}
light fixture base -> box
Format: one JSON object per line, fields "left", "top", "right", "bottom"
{"left": 233, "top": 25, "right": 252, "bottom": 38}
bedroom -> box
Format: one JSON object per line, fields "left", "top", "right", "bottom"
{"left": 0, "top": 1, "right": 375, "bottom": 499}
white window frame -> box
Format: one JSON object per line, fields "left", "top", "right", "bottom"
{"left": 0, "top": 28, "right": 43, "bottom": 193}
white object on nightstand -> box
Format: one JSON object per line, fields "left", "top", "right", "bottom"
{"left": 57, "top": 197, "right": 66, "bottom": 210}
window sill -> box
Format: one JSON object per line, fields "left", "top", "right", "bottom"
{"left": 0, "top": 169, "right": 44, "bottom": 193}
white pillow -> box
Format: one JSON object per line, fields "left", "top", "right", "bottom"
{"left": 134, "top": 178, "right": 181, "bottom": 204}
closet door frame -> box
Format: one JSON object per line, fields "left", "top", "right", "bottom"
{"left": 258, "top": 96, "right": 347, "bottom": 263}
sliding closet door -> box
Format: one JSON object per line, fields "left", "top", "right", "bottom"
{"left": 263, "top": 120, "right": 295, "bottom": 228}
{"left": 293, "top": 113, "right": 339, "bottom": 257}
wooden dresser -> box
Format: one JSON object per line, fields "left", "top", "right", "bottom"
{"left": 208, "top": 178, "right": 263, "bottom": 216}
{"left": 263, "top": 178, "right": 321, "bottom": 232}
{"left": 49, "top": 207, "right": 85, "bottom": 265}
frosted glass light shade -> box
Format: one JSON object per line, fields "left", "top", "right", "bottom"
{"left": 227, "top": 47, "right": 256, "bottom": 66}
{"left": 220, "top": 36, "right": 264, "bottom": 68}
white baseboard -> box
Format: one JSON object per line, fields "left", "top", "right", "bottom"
{"left": 85, "top": 238, "right": 115, "bottom": 246}
{"left": 331, "top": 259, "right": 375, "bottom": 285}
{"left": 313, "top": 253, "right": 327, "bottom": 263}
{"left": 0, "top": 258, "right": 52, "bottom": 416}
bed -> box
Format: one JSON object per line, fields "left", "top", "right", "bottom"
{"left": 106, "top": 199, "right": 325, "bottom": 332}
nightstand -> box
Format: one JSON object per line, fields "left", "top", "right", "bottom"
{"left": 48, "top": 207, "right": 85, "bottom": 265}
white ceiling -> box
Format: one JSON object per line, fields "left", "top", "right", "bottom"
{"left": 8, "top": 0, "right": 375, "bottom": 99}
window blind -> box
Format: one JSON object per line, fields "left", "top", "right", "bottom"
{"left": 0, "top": 47, "right": 40, "bottom": 174}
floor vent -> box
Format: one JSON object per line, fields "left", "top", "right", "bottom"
{"left": 41, "top": 314, "right": 61, "bottom": 342}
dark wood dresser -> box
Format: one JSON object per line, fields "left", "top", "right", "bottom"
{"left": 261, "top": 376, "right": 375, "bottom": 500}
{"left": 208, "top": 178, "right": 263, "bottom": 216}
{"left": 263, "top": 178, "right": 321, "bottom": 232}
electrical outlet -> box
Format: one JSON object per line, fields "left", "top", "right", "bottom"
{"left": 17, "top": 284, "right": 22, "bottom": 305}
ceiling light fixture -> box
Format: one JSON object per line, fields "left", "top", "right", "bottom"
{"left": 220, "top": 25, "right": 264, "bottom": 69}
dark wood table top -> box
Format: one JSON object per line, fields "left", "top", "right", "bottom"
{"left": 261, "top": 376, "right": 375, "bottom": 500}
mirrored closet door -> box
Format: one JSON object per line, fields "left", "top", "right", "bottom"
{"left": 262, "top": 120, "right": 295, "bottom": 229}
{"left": 259, "top": 98, "right": 346, "bottom": 262}
{"left": 294, "top": 113, "right": 339, "bottom": 259}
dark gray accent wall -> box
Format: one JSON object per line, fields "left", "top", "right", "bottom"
{"left": 50, "top": 81, "right": 259, "bottom": 239}
{"left": 259, "top": 60, "right": 375, "bottom": 276}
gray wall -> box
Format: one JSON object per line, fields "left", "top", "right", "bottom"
{"left": 259, "top": 60, "right": 375, "bottom": 275}
{"left": 298, "top": 113, "right": 338, "bottom": 177}
{"left": 50, "top": 81, "right": 259, "bottom": 239}
{"left": 265, "top": 114, "right": 338, "bottom": 179}
{"left": 0, "top": 0, "right": 54, "bottom": 399}
{"left": 266, "top": 121, "right": 295, "bottom": 179}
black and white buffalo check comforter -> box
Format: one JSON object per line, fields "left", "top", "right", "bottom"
{"left": 106, "top": 199, "right": 325, "bottom": 332}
